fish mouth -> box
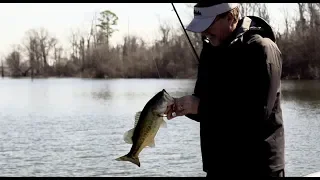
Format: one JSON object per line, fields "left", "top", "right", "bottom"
{"left": 157, "top": 113, "right": 167, "bottom": 117}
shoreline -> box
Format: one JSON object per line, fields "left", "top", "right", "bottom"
{"left": 1, "top": 75, "right": 319, "bottom": 81}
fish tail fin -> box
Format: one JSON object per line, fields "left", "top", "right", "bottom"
{"left": 115, "top": 154, "right": 140, "bottom": 167}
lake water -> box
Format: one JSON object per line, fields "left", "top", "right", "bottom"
{"left": 0, "top": 78, "right": 319, "bottom": 177}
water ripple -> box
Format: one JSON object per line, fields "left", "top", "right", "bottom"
{"left": 0, "top": 79, "right": 318, "bottom": 177}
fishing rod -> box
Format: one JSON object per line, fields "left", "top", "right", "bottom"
{"left": 171, "top": 3, "right": 200, "bottom": 63}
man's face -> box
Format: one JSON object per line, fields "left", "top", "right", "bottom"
{"left": 201, "top": 13, "right": 235, "bottom": 46}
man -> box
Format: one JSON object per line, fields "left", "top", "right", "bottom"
{"left": 165, "top": 2, "right": 285, "bottom": 177}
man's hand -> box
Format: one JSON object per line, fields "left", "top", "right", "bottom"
{"left": 164, "top": 95, "right": 200, "bottom": 120}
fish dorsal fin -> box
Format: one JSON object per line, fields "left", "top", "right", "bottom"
{"left": 122, "top": 111, "right": 142, "bottom": 144}
{"left": 134, "top": 111, "right": 142, "bottom": 127}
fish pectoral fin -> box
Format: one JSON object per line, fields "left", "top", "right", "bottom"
{"left": 146, "top": 139, "right": 155, "bottom": 148}
{"left": 123, "top": 128, "right": 135, "bottom": 144}
{"left": 134, "top": 111, "right": 142, "bottom": 127}
{"left": 160, "top": 119, "right": 167, "bottom": 128}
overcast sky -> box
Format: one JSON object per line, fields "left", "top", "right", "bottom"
{"left": 0, "top": 3, "right": 298, "bottom": 57}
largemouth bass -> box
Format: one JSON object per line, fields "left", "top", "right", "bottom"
{"left": 115, "top": 89, "right": 174, "bottom": 167}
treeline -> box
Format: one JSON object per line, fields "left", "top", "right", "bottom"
{"left": 2, "top": 3, "right": 320, "bottom": 79}
{"left": 276, "top": 3, "right": 320, "bottom": 79}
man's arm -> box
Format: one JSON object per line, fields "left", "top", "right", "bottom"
{"left": 185, "top": 83, "right": 201, "bottom": 122}
{"left": 185, "top": 37, "right": 210, "bottom": 122}
{"left": 184, "top": 61, "right": 202, "bottom": 122}
{"left": 262, "top": 38, "right": 282, "bottom": 120}
{"left": 248, "top": 34, "right": 283, "bottom": 121}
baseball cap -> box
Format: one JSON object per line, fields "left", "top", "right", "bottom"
{"left": 186, "top": 3, "right": 239, "bottom": 33}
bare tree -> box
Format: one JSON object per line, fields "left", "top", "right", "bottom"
{"left": 239, "top": 3, "right": 258, "bottom": 17}
{"left": 23, "top": 28, "right": 57, "bottom": 76}
{"left": 5, "top": 47, "right": 22, "bottom": 77}
{"left": 257, "top": 3, "right": 270, "bottom": 23}
{"left": 1, "top": 59, "right": 4, "bottom": 78}
{"left": 34, "top": 28, "right": 57, "bottom": 69}
{"left": 69, "top": 29, "right": 80, "bottom": 62}
{"left": 89, "top": 12, "right": 99, "bottom": 49}
{"left": 158, "top": 19, "right": 172, "bottom": 45}
{"left": 297, "top": 3, "right": 307, "bottom": 32}
{"left": 307, "top": 3, "right": 320, "bottom": 29}
{"left": 79, "top": 37, "right": 85, "bottom": 71}
{"left": 53, "top": 44, "right": 64, "bottom": 76}
{"left": 23, "top": 35, "right": 37, "bottom": 78}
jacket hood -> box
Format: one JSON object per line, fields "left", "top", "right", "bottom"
{"left": 231, "top": 16, "right": 276, "bottom": 43}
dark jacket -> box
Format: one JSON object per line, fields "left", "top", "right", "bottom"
{"left": 186, "top": 16, "right": 284, "bottom": 175}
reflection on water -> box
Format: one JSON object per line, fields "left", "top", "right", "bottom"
{"left": 0, "top": 78, "right": 319, "bottom": 177}
{"left": 91, "top": 91, "right": 112, "bottom": 101}
{"left": 282, "top": 80, "right": 320, "bottom": 100}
